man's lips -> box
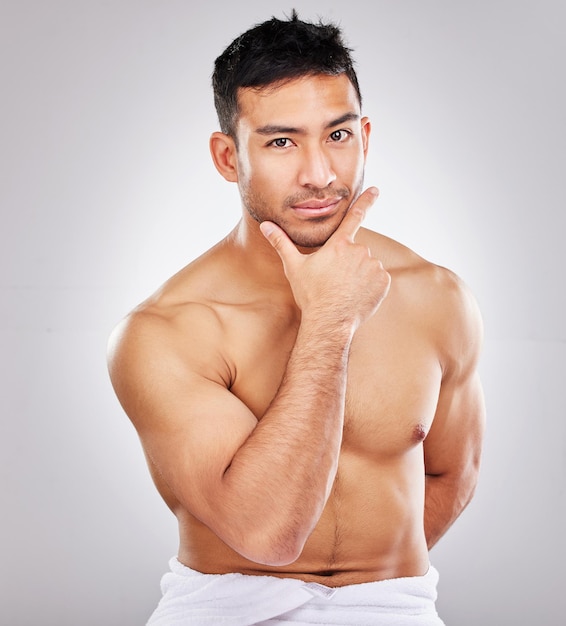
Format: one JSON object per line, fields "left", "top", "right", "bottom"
{"left": 290, "top": 197, "right": 343, "bottom": 215}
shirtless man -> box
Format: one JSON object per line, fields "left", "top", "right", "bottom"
{"left": 107, "top": 12, "right": 485, "bottom": 625}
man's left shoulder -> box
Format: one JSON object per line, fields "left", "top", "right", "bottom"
{"left": 362, "top": 228, "right": 482, "bottom": 339}
{"left": 405, "top": 256, "right": 480, "bottom": 336}
{"left": 411, "top": 260, "right": 470, "bottom": 305}
{"left": 399, "top": 255, "right": 483, "bottom": 373}
{"left": 404, "top": 256, "right": 483, "bottom": 369}
{"left": 363, "top": 229, "right": 473, "bottom": 304}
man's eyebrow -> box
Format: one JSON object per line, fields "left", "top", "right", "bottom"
{"left": 254, "top": 112, "right": 360, "bottom": 136}
{"left": 324, "top": 112, "right": 360, "bottom": 129}
{"left": 254, "top": 124, "right": 304, "bottom": 136}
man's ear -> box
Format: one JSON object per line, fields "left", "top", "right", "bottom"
{"left": 210, "top": 132, "right": 239, "bottom": 182}
{"left": 361, "top": 117, "right": 371, "bottom": 159}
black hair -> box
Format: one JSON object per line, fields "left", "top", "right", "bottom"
{"left": 212, "top": 10, "right": 361, "bottom": 137}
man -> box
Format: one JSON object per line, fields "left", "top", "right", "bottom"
{"left": 107, "top": 11, "right": 485, "bottom": 625}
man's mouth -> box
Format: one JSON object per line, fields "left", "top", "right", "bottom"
{"left": 290, "top": 197, "right": 343, "bottom": 216}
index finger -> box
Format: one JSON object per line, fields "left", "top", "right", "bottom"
{"left": 332, "top": 187, "right": 379, "bottom": 242}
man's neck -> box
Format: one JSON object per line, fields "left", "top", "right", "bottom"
{"left": 228, "top": 217, "right": 296, "bottom": 297}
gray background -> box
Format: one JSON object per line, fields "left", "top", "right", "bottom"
{"left": 1, "top": 0, "right": 564, "bottom": 624}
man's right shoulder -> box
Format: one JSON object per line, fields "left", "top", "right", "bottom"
{"left": 106, "top": 270, "right": 234, "bottom": 386}
{"left": 109, "top": 293, "right": 224, "bottom": 358}
{"left": 107, "top": 237, "right": 253, "bottom": 391}
{"left": 110, "top": 240, "right": 232, "bottom": 353}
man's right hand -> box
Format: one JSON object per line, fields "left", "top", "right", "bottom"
{"left": 260, "top": 187, "right": 391, "bottom": 331}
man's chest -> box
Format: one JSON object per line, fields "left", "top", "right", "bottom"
{"left": 343, "top": 322, "right": 442, "bottom": 455}
{"left": 226, "top": 308, "right": 442, "bottom": 456}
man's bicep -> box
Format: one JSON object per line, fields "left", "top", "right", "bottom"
{"left": 424, "top": 369, "right": 485, "bottom": 478}
{"left": 424, "top": 269, "right": 486, "bottom": 476}
{"left": 139, "top": 374, "right": 259, "bottom": 517}
{"left": 107, "top": 314, "right": 258, "bottom": 520}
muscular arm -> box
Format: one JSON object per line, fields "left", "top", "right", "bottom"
{"left": 423, "top": 272, "right": 486, "bottom": 549}
{"left": 108, "top": 189, "right": 390, "bottom": 567}
{"left": 220, "top": 315, "right": 351, "bottom": 564}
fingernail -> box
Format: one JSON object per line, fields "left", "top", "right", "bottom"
{"left": 260, "top": 222, "right": 274, "bottom": 236}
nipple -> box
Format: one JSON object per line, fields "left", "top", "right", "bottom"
{"left": 412, "top": 423, "right": 427, "bottom": 442}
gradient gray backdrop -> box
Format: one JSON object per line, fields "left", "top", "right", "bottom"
{"left": 1, "top": 1, "right": 564, "bottom": 624}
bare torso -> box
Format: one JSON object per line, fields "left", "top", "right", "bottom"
{"left": 139, "top": 226, "right": 444, "bottom": 586}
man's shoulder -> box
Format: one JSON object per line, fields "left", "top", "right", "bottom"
{"left": 107, "top": 294, "right": 234, "bottom": 403}
{"left": 130, "top": 235, "right": 241, "bottom": 322}
{"left": 108, "top": 242, "right": 235, "bottom": 370}
{"left": 361, "top": 227, "right": 468, "bottom": 294}
{"left": 361, "top": 227, "right": 482, "bottom": 347}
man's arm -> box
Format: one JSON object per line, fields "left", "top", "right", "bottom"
{"left": 422, "top": 271, "right": 486, "bottom": 549}
{"left": 107, "top": 188, "right": 390, "bottom": 567}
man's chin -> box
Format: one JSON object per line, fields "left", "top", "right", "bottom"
{"left": 285, "top": 214, "right": 347, "bottom": 250}
{"left": 287, "top": 230, "right": 334, "bottom": 251}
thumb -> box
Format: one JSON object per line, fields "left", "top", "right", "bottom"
{"left": 259, "top": 221, "right": 300, "bottom": 268}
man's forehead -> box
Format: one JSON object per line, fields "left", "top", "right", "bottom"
{"left": 236, "top": 74, "right": 360, "bottom": 131}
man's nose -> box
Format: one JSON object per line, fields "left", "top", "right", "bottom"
{"left": 297, "top": 145, "right": 337, "bottom": 189}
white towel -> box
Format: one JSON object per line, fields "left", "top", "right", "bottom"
{"left": 147, "top": 558, "right": 445, "bottom": 625}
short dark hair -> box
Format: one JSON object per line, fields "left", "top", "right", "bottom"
{"left": 212, "top": 10, "right": 362, "bottom": 137}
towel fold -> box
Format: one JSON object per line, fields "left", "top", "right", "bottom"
{"left": 147, "top": 558, "right": 445, "bottom": 625}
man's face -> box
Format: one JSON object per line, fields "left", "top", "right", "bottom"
{"left": 233, "top": 74, "right": 370, "bottom": 249}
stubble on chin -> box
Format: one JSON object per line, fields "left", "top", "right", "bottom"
{"left": 242, "top": 184, "right": 363, "bottom": 250}
{"left": 244, "top": 200, "right": 339, "bottom": 249}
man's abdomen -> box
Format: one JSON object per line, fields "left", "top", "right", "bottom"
{"left": 177, "top": 449, "right": 429, "bottom": 587}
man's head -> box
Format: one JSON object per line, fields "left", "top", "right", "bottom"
{"left": 209, "top": 12, "right": 370, "bottom": 250}
{"left": 212, "top": 10, "right": 362, "bottom": 138}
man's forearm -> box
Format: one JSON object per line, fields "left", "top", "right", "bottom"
{"left": 219, "top": 317, "right": 354, "bottom": 565}
{"left": 424, "top": 472, "right": 476, "bottom": 549}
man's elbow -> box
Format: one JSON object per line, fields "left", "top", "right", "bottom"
{"left": 453, "top": 460, "right": 481, "bottom": 513}
{"left": 236, "top": 530, "right": 307, "bottom": 567}
{"left": 426, "top": 462, "right": 480, "bottom": 512}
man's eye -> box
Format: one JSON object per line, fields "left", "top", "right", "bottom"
{"left": 271, "top": 138, "right": 291, "bottom": 148}
{"left": 329, "top": 130, "right": 350, "bottom": 142}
